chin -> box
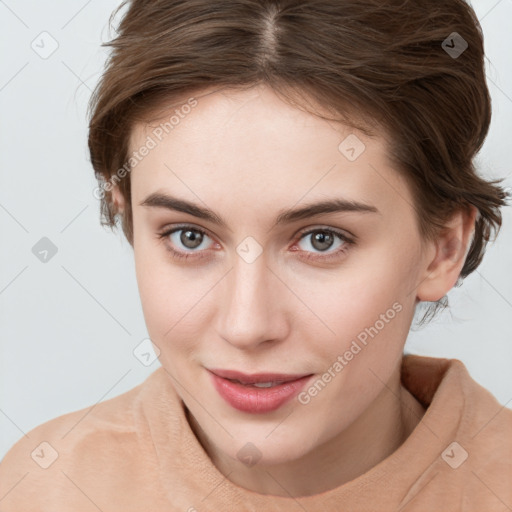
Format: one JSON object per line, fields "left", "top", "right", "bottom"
{"left": 226, "top": 432, "right": 315, "bottom": 468}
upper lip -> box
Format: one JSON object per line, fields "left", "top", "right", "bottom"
{"left": 208, "top": 368, "right": 312, "bottom": 384}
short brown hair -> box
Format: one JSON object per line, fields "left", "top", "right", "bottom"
{"left": 88, "top": 0, "right": 508, "bottom": 321}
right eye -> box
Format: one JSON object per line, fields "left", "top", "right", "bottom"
{"left": 157, "top": 224, "right": 217, "bottom": 261}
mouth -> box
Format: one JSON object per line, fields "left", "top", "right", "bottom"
{"left": 207, "top": 368, "right": 314, "bottom": 413}
{"left": 208, "top": 368, "right": 312, "bottom": 386}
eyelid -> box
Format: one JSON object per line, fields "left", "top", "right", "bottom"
{"left": 295, "top": 224, "right": 356, "bottom": 242}
{"left": 158, "top": 222, "right": 214, "bottom": 240}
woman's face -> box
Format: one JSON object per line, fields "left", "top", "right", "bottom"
{"left": 126, "top": 84, "right": 433, "bottom": 466}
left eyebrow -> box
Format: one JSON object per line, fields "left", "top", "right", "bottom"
{"left": 139, "top": 192, "right": 379, "bottom": 229}
{"left": 275, "top": 198, "right": 379, "bottom": 226}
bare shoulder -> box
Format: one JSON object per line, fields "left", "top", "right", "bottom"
{"left": 0, "top": 379, "right": 152, "bottom": 509}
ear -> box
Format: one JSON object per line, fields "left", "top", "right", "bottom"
{"left": 111, "top": 185, "right": 126, "bottom": 215}
{"left": 416, "top": 206, "right": 478, "bottom": 302}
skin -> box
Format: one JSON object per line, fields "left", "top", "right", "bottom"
{"left": 112, "top": 83, "right": 476, "bottom": 497}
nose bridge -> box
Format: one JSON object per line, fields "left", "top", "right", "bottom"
{"left": 217, "top": 251, "right": 280, "bottom": 348}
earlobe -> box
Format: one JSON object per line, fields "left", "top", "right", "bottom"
{"left": 416, "top": 206, "right": 477, "bottom": 302}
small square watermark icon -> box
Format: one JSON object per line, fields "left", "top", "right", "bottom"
{"left": 237, "top": 442, "right": 262, "bottom": 467}
{"left": 236, "top": 236, "right": 263, "bottom": 264}
{"left": 32, "top": 237, "right": 58, "bottom": 263}
{"left": 133, "top": 338, "right": 160, "bottom": 366}
{"left": 338, "top": 134, "right": 366, "bottom": 162}
{"left": 441, "top": 441, "right": 468, "bottom": 469}
{"left": 31, "top": 31, "right": 59, "bottom": 59}
{"left": 31, "top": 441, "right": 58, "bottom": 469}
{"left": 442, "top": 32, "right": 468, "bottom": 59}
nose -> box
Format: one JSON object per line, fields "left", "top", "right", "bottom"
{"left": 215, "top": 252, "right": 288, "bottom": 350}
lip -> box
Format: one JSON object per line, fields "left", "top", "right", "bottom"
{"left": 208, "top": 369, "right": 313, "bottom": 414}
{"left": 208, "top": 368, "right": 311, "bottom": 384}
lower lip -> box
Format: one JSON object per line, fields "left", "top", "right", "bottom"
{"left": 209, "top": 372, "right": 313, "bottom": 414}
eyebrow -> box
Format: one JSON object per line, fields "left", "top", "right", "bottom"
{"left": 139, "top": 192, "right": 379, "bottom": 229}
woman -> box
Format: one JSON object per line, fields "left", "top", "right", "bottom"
{"left": 1, "top": 0, "right": 510, "bottom": 510}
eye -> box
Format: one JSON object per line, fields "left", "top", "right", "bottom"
{"left": 157, "top": 224, "right": 217, "bottom": 261}
{"left": 156, "top": 224, "right": 355, "bottom": 263}
{"left": 292, "top": 227, "right": 354, "bottom": 262}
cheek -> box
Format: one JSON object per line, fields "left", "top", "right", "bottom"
{"left": 309, "top": 249, "right": 410, "bottom": 322}
{"left": 297, "top": 277, "right": 412, "bottom": 430}
{"left": 313, "top": 282, "right": 409, "bottom": 368}
{"left": 133, "top": 238, "right": 219, "bottom": 365}
{"left": 298, "top": 242, "right": 418, "bottom": 365}
{"left": 133, "top": 236, "right": 181, "bottom": 342}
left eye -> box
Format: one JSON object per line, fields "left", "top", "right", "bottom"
{"left": 296, "top": 228, "right": 351, "bottom": 254}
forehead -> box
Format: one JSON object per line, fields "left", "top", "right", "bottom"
{"left": 128, "top": 85, "right": 411, "bottom": 221}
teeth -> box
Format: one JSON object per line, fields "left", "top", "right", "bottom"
{"left": 232, "top": 379, "right": 280, "bottom": 388}
{"left": 252, "top": 382, "right": 277, "bottom": 388}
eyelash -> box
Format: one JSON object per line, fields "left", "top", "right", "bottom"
{"left": 156, "top": 224, "right": 355, "bottom": 263}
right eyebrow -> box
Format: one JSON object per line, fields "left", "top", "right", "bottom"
{"left": 140, "top": 193, "right": 228, "bottom": 228}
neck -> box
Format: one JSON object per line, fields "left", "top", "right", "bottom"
{"left": 187, "top": 363, "right": 426, "bottom": 497}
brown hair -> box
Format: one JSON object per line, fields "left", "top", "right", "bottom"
{"left": 88, "top": 0, "right": 508, "bottom": 322}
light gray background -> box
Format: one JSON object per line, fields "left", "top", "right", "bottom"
{"left": 1, "top": 0, "right": 511, "bottom": 461}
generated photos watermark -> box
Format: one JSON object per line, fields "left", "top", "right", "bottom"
{"left": 93, "top": 97, "right": 198, "bottom": 200}
{"left": 298, "top": 301, "right": 403, "bottom": 405}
